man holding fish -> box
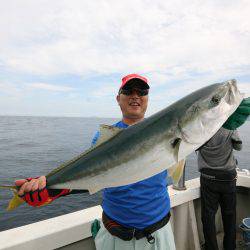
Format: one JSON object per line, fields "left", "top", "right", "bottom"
{"left": 8, "top": 74, "right": 250, "bottom": 250}
{"left": 15, "top": 74, "right": 176, "bottom": 250}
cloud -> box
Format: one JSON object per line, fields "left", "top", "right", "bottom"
{"left": 27, "top": 82, "right": 74, "bottom": 92}
{"left": 1, "top": 0, "right": 250, "bottom": 77}
{"left": 0, "top": 0, "right": 250, "bottom": 116}
{"left": 0, "top": 82, "right": 23, "bottom": 98}
{"left": 238, "top": 83, "right": 250, "bottom": 98}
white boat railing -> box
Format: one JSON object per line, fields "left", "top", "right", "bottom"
{"left": 0, "top": 171, "right": 249, "bottom": 250}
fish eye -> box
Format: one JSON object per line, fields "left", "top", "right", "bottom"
{"left": 211, "top": 95, "right": 221, "bottom": 106}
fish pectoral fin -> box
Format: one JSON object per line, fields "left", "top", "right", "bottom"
{"left": 177, "top": 139, "right": 196, "bottom": 162}
{"left": 96, "top": 124, "right": 123, "bottom": 146}
{"left": 168, "top": 159, "right": 186, "bottom": 184}
{"left": 88, "top": 187, "right": 99, "bottom": 195}
{"left": 171, "top": 138, "right": 182, "bottom": 163}
{"left": 0, "top": 185, "right": 24, "bottom": 211}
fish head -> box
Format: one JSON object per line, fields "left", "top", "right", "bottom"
{"left": 177, "top": 79, "right": 243, "bottom": 160}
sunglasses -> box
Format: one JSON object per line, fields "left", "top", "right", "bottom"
{"left": 119, "top": 88, "right": 149, "bottom": 96}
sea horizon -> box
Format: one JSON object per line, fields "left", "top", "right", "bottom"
{"left": 0, "top": 114, "right": 249, "bottom": 121}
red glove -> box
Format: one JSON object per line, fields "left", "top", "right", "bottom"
{"left": 20, "top": 178, "right": 70, "bottom": 207}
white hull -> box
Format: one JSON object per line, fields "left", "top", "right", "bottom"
{"left": 0, "top": 169, "right": 249, "bottom": 250}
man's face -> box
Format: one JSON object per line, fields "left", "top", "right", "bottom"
{"left": 116, "top": 84, "right": 149, "bottom": 121}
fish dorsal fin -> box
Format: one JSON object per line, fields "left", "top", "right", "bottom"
{"left": 168, "top": 159, "right": 186, "bottom": 184}
{"left": 46, "top": 125, "right": 123, "bottom": 179}
{"left": 96, "top": 124, "right": 123, "bottom": 146}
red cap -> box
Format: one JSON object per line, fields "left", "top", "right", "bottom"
{"left": 120, "top": 74, "right": 149, "bottom": 89}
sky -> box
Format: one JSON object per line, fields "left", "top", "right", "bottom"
{"left": 0, "top": 0, "right": 249, "bottom": 118}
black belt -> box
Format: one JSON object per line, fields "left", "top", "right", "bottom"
{"left": 200, "top": 168, "right": 237, "bottom": 181}
{"left": 102, "top": 211, "right": 171, "bottom": 243}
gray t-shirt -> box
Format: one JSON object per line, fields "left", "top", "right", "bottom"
{"left": 198, "top": 127, "right": 242, "bottom": 171}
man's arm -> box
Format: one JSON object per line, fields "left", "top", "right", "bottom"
{"left": 15, "top": 176, "right": 71, "bottom": 207}
{"left": 231, "top": 130, "right": 242, "bottom": 151}
{"left": 91, "top": 131, "right": 100, "bottom": 146}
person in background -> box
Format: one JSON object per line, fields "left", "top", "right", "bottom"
{"left": 15, "top": 74, "right": 176, "bottom": 250}
{"left": 197, "top": 127, "right": 242, "bottom": 250}
{"left": 197, "top": 96, "right": 250, "bottom": 250}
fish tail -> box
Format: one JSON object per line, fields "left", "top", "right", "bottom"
{"left": 0, "top": 185, "right": 25, "bottom": 211}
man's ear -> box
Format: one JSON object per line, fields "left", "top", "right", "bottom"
{"left": 116, "top": 95, "right": 120, "bottom": 104}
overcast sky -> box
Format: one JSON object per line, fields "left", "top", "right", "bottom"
{"left": 0, "top": 0, "right": 249, "bottom": 118}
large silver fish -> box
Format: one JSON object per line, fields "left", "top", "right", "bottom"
{"left": 0, "top": 79, "right": 244, "bottom": 210}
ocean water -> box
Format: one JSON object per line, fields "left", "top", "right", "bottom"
{"left": 0, "top": 116, "right": 249, "bottom": 232}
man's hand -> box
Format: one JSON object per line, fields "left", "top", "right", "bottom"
{"left": 223, "top": 97, "right": 250, "bottom": 130}
{"left": 15, "top": 176, "right": 46, "bottom": 196}
{"left": 15, "top": 176, "right": 70, "bottom": 207}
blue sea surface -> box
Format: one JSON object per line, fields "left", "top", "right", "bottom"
{"left": 0, "top": 116, "right": 249, "bottom": 232}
